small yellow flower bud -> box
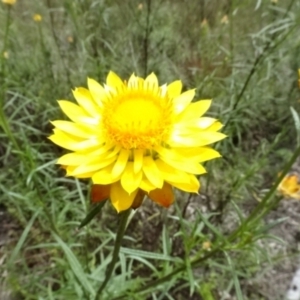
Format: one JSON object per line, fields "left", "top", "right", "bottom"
{"left": 3, "top": 51, "right": 9, "bottom": 59}
{"left": 33, "top": 14, "right": 42, "bottom": 22}
{"left": 67, "top": 36, "right": 74, "bottom": 43}
{"left": 221, "top": 15, "right": 229, "bottom": 25}
{"left": 201, "top": 18, "right": 208, "bottom": 28}
{"left": 2, "top": 0, "right": 16, "bottom": 5}
{"left": 137, "top": 3, "right": 143, "bottom": 10}
{"left": 202, "top": 241, "right": 212, "bottom": 251}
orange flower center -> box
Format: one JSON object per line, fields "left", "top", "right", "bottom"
{"left": 102, "top": 91, "right": 172, "bottom": 149}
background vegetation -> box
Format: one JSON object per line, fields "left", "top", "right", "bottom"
{"left": 1, "top": 0, "right": 300, "bottom": 299}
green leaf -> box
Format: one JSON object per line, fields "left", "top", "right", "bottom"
{"left": 290, "top": 106, "right": 300, "bottom": 146}
{"left": 52, "top": 232, "right": 95, "bottom": 296}
{"left": 199, "top": 282, "right": 216, "bottom": 300}
{"left": 79, "top": 200, "right": 107, "bottom": 228}
{"left": 8, "top": 210, "right": 40, "bottom": 266}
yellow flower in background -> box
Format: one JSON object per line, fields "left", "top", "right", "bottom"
{"left": 277, "top": 173, "right": 300, "bottom": 200}
{"left": 3, "top": 51, "right": 9, "bottom": 59}
{"left": 49, "top": 72, "right": 226, "bottom": 212}
{"left": 2, "top": 0, "right": 16, "bottom": 5}
{"left": 33, "top": 14, "right": 42, "bottom": 22}
{"left": 67, "top": 36, "right": 74, "bottom": 43}
{"left": 200, "top": 18, "right": 208, "bottom": 28}
{"left": 220, "top": 15, "right": 229, "bottom": 25}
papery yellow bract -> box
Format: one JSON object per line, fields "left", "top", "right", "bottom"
{"left": 49, "top": 72, "right": 226, "bottom": 212}
{"left": 278, "top": 173, "right": 300, "bottom": 200}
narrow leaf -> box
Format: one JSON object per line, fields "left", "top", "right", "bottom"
{"left": 79, "top": 200, "right": 107, "bottom": 228}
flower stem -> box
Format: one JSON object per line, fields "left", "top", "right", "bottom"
{"left": 95, "top": 208, "right": 131, "bottom": 299}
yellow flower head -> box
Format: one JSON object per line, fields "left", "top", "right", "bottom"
{"left": 67, "top": 36, "right": 74, "bottom": 43}
{"left": 49, "top": 72, "right": 226, "bottom": 212}
{"left": 3, "top": 51, "right": 9, "bottom": 59}
{"left": 220, "top": 15, "right": 229, "bottom": 25}
{"left": 277, "top": 173, "right": 300, "bottom": 200}
{"left": 33, "top": 14, "right": 42, "bottom": 22}
{"left": 201, "top": 18, "right": 208, "bottom": 28}
{"left": 2, "top": 0, "right": 16, "bottom": 4}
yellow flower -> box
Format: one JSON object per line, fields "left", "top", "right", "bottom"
{"left": 277, "top": 173, "right": 300, "bottom": 200}
{"left": 200, "top": 18, "right": 208, "bottom": 28}
{"left": 67, "top": 36, "right": 74, "bottom": 43}
{"left": 202, "top": 241, "right": 212, "bottom": 251}
{"left": 220, "top": 15, "right": 229, "bottom": 25}
{"left": 33, "top": 14, "right": 42, "bottom": 22}
{"left": 2, "top": 0, "right": 16, "bottom": 5}
{"left": 3, "top": 51, "right": 9, "bottom": 59}
{"left": 49, "top": 72, "right": 226, "bottom": 212}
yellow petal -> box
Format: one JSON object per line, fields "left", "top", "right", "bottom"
{"left": 167, "top": 174, "right": 200, "bottom": 193}
{"left": 175, "top": 147, "right": 221, "bottom": 162}
{"left": 91, "top": 184, "right": 110, "bottom": 203}
{"left": 73, "top": 88, "right": 101, "bottom": 118}
{"left": 144, "top": 73, "right": 159, "bottom": 90}
{"left": 176, "top": 117, "right": 216, "bottom": 130}
{"left": 155, "top": 146, "right": 183, "bottom": 162}
{"left": 206, "top": 121, "right": 223, "bottom": 132}
{"left": 57, "top": 153, "right": 93, "bottom": 166}
{"left": 172, "top": 120, "right": 223, "bottom": 135}
{"left": 176, "top": 100, "right": 212, "bottom": 121}
{"left": 142, "top": 156, "right": 163, "bottom": 189}
{"left": 51, "top": 121, "right": 97, "bottom": 139}
{"left": 106, "top": 71, "right": 125, "bottom": 90}
{"left": 133, "top": 149, "right": 144, "bottom": 173}
{"left": 87, "top": 78, "right": 107, "bottom": 107}
{"left": 112, "top": 149, "right": 130, "bottom": 178}
{"left": 121, "top": 162, "right": 143, "bottom": 194}
{"left": 140, "top": 175, "right": 157, "bottom": 192}
{"left": 148, "top": 183, "right": 174, "bottom": 208}
{"left": 110, "top": 182, "right": 138, "bottom": 212}
{"left": 57, "top": 100, "right": 89, "bottom": 123}
{"left": 70, "top": 156, "right": 117, "bottom": 176}
{"left": 160, "top": 84, "right": 168, "bottom": 97}
{"left": 167, "top": 80, "right": 182, "bottom": 99}
{"left": 92, "top": 164, "right": 122, "bottom": 185}
{"left": 173, "top": 89, "right": 195, "bottom": 114}
{"left": 49, "top": 130, "right": 103, "bottom": 151}
{"left": 169, "top": 131, "right": 226, "bottom": 147}
{"left": 49, "top": 129, "right": 82, "bottom": 151}
{"left": 128, "top": 74, "right": 144, "bottom": 89}
{"left": 159, "top": 155, "right": 206, "bottom": 175}
{"left": 65, "top": 166, "right": 94, "bottom": 178}
{"left": 57, "top": 145, "right": 116, "bottom": 166}
{"left": 155, "top": 159, "right": 193, "bottom": 184}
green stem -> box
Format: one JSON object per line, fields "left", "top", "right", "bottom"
{"left": 95, "top": 208, "right": 131, "bottom": 299}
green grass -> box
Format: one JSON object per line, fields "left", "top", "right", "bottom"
{"left": 1, "top": 0, "right": 300, "bottom": 299}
